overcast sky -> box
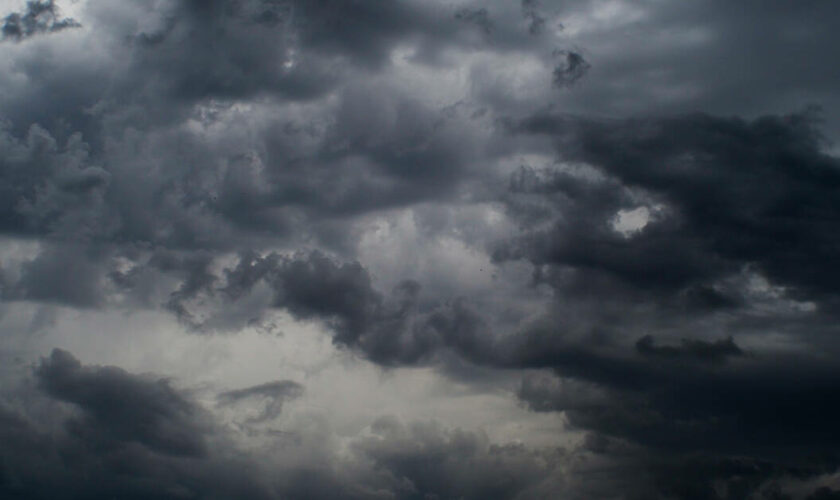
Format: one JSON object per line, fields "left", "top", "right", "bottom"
{"left": 1, "top": 1, "right": 840, "bottom": 498}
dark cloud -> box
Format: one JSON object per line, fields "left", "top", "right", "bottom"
{"left": 521, "top": 0, "right": 547, "bottom": 35}
{"left": 181, "top": 240, "right": 840, "bottom": 484}
{"left": 503, "top": 313, "right": 840, "bottom": 496}
{"left": 540, "top": 1, "right": 840, "bottom": 142}
{"left": 289, "top": 0, "right": 441, "bottom": 67}
{"left": 85, "top": 0, "right": 474, "bottom": 126}
{"left": 5, "top": 101, "right": 839, "bottom": 495}
{"left": 0, "top": 353, "right": 284, "bottom": 499}
{"left": 634, "top": 335, "right": 744, "bottom": 363}
{"left": 552, "top": 50, "right": 590, "bottom": 87}
{"left": 117, "top": 0, "right": 332, "bottom": 106}
{"left": 353, "top": 416, "right": 563, "bottom": 500}
{"left": 483, "top": 108, "right": 840, "bottom": 496}
{"left": 510, "top": 110, "right": 840, "bottom": 304}
{"left": 156, "top": 250, "right": 219, "bottom": 325}
{"left": 218, "top": 380, "right": 303, "bottom": 422}
{"left": 14, "top": 244, "right": 108, "bottom": 307}
{"left": 455, "top": 7, "right": 493, "bottom": 35}
{"left": 808, "top": 488, "right": 840, "bottom": 500}
{"left": 219, "top": 250, "right": 382, "bottom": 343}
{"left": 276, "top": 254, "right": 487, "bottom": 366}
{"left": 2, "top": 0, "right": 840, "bottom": 498}
{"left": 1, "top": 0, "right": 80, "bottom": 41}
{"left": 0, "top": 351, "right": 568, "bottom": 500}
{"left": 185, "top": 250, "right": 491, "bottom": 365}
{"left": 0, "top": 124, "right": 107, "bottom": 237}
{"left": 35, "top": 348, "right": 208, "bottom": 457}
{"left": 0, "top": 65, "right": 484, "bottom": 258}
{"left": 0, "top": 0, "right": 463, "bottom": 141}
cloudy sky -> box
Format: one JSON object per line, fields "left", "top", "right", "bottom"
{"left": 1, "top": 1, "right": 840, "bottom": 498}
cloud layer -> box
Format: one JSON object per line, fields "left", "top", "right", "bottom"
{"left": 1, "top": 0, "right": 840, "bottom": 498}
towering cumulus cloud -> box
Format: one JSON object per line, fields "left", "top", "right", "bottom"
{"left": 1, "top": 0, "right": 840, "bottom": 498}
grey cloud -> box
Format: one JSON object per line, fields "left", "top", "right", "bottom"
{"left": 521, "top": 0, "right": 547, "bottom": 35}
{"left": 0, "top": 406, "right": 276, "bottom": 499}
{"left": 0, "top": 0, "right": 528, "bottom": 268}
{"left": 353, "top": 416, "right": 563, "bottom": 500}
{"left": 517, "top": 373, "right": 606, "bottom": 414}
{"left": 503, "top": 323, "right": 840, "bottom": 458}
{"left": 183, "top": 239, "right": 840, "bottom": 480}
{"left": 156, "top": 250, "right": 219, "bottom": 326}
{"left": 291, "top": 0, "right": 440, "bottom": 66}
{"left": 552, "top": 50, "right": 590, "bottom": 87}
{"left": 0, "top": 351, "right": 569, "bottom": 500}
{"left": 2, "top": 0, "right": 840, "bottom": 498}
{"left": 635, "top": 335, "right": 744, "bottom": 363}
{"left": 638, "top": 455, "right": 815, "bottom": 500}
{"left": 1, "top": 0, "right": 80, "bottom": 41}
{"left": 11, "top": 100, "right": 840, "bottom": 500}
{"left": 218, "top": 380, "right": 304, "bottom": 422}
{"left": 808, "top": 488, "right": 840, "bottom": 500}
{"left": 509, "top": 334, "right": 840, "bottom": 497}
{"left": 0, "top": 124, "right": 108, "bottom": 238}
{"left": 35, "top": 348, "right": 208, "bottom": 457}
{"left": 494, "top": 108, "right": 840, "bottom": 491}
{"left": 510, "top": 110, "right": 840, "bottom": 304}
{"left": 0, "top": 85, "right": 484, "bottom": 256}
{"left": 119, "top": 0, "right": 331, "bottom": 106}
{"left": 519, "top": 376, "right": 840, "bottom": 499}
{"left": 14, "top": 244, "right": 108, "bottom": 308}
{"left": 0, "top": 353, "right": 283, "bottom": 499}
{"left": 537, "top": 1, "right": 840, "bottom": 144}
{"left": 455, "top": 7, "right": 493, "bottom": 35}
{"left": 254, "top": 250, "right": 381, "bottom": 345}
{"left": 271, "top": 254, "right": 488, "bottom": 366}
{"left": 1, "top": 0, "right": 446, "bottom": 140}
{"left": 90, "top": 0, "right": 477, "bottom": 124}
{"left": 199, "top": 250, "right": 491, "bottom": 365}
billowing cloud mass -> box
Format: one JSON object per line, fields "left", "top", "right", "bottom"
{"left": 2, "top": 0, "right": 840, "bottom": 498}
{"left": 1, "top": 0, "right": 79, "bottom": 41}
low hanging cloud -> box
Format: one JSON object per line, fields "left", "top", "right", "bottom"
{"left": 35, "top": 349, "right": 209, "bottom": 457}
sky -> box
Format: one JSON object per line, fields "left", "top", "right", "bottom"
{"left": 1, "top": 1, "right": 840, "bottom": 499}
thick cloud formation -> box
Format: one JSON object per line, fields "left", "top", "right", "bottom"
{"left": 171, "top": 249, "right": 491, "bottom": 365}
{"left": 0, "top": 350, "right": 570, "bottom": 499}
{"left": 509, "top": 111, "right": 840, "bottom": 304}
{"left": 488, "top": 109, "right": 840, "bottom": 495}
{"left": 0, "top": 351, "right": 279, "bottom": 499}
{"left": 218, "top": 380, "right": 303, "bottom": 423}
{"left": 552, "top": 51, "right": 590, "bottom": 87}
{"left": 2, "top": 0, "right": 840, "bottom": 498}
{"left": 36, "top": 348, "right": 208, "bottom": 457}
{"left": 353, "top": 416, "right": 563, "bottom": 500}
{"left": 634, "top": 334, "right": 744, "bottom": 363}
{"left": 1, "top": 0, "right": 79, "bottom": 41}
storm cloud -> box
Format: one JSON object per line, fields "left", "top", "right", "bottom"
{"left": 2, "top": 0, "right": 840, "bottom": 498}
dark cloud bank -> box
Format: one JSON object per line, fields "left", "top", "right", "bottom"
{"left": 2, "top": 0, "right": 840, "bottom": 498}
{"left": 1, "top": 350, "right": 564, "bottom": 499}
